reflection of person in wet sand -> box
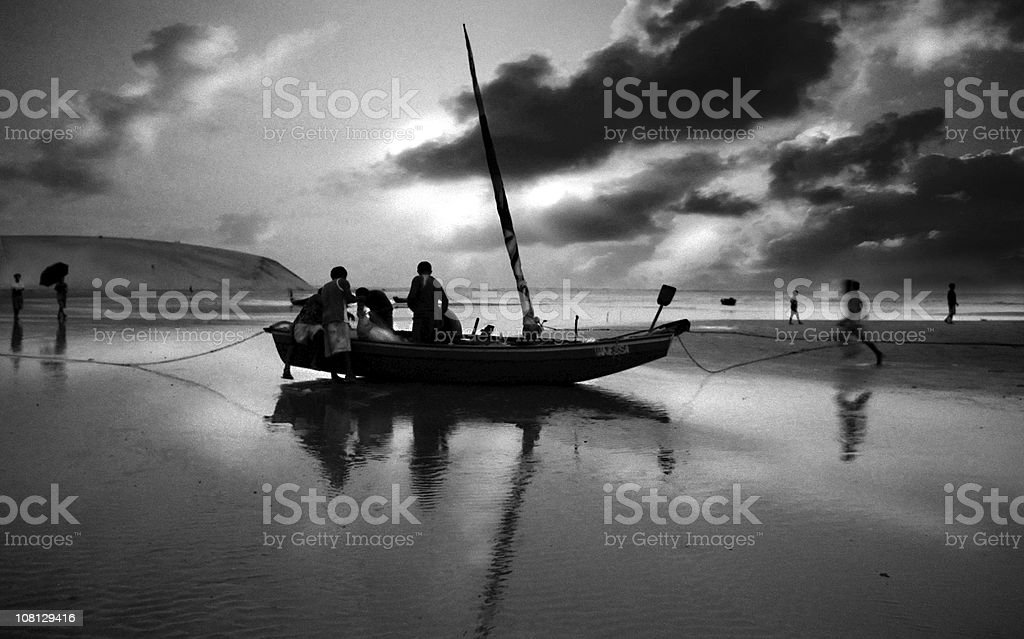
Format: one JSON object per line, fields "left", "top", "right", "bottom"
{"left": 835, "top": 390, "right": 871, "bottom": 462}
{"left": 834, "top": 360, "right": 873, "bottom": 461}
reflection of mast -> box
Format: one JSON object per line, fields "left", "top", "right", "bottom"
{"left": 463, "top": 25, "right": 541, "bottom": 337}
{"left": 410, "top": 404, "right": 456, "bottom": 511}
{"left": 474, "top": 422, "right": 540, "bottom": 637}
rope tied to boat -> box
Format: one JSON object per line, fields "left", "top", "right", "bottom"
{"left": 675, "top": 329, "right": 1024, "bottom": 375}
{"left": 0, "top": 328, "right": 265, "bottom": 368}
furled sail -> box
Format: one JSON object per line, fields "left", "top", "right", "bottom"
{"left": 463, "top": 25, "right": 542, "bottom": 337}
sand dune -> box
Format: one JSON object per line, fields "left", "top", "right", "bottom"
{"left": 0, "top": 235, "right": 310, "bottom": 295}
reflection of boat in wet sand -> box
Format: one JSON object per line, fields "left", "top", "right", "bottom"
{"left": 265, "top": 24, "right": 689, "bottom": 385}
{"left": 266, "top": 379, "right": 671, "bottom": 499}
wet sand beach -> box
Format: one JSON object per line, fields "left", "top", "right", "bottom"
{"left": 1, "top": 308, "right": 1022, "bottom": 636}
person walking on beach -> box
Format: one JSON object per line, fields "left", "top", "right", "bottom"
{"left": 320, "top": 266, "right": 357, "bottom": 382}
{"left": 55, "top": 276, "right": 68, "bottom": 323}
{"left": 838, "top": 279, "right": 882, "bottom": 365}
{"left": 789, "top": 291, "right": 802, "bottom": 325}
{"left": 11, "top": 273, "right": 24, "bottom": 322}
{"left": 944, "top": 283, "right": 958, "bottom": 324}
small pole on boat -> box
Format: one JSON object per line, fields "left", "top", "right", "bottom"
{"left": 573, "top": 315, "right": 579, "bottom": 342}
{"left": 649, "top": 285, "right": 677, "bottom": 332}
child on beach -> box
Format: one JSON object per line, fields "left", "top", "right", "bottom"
{"left": 789, "top": 291, "right": 802, "bottom": 324}
{"left": 838, "top": 279, "right": 883, "bottom": 366}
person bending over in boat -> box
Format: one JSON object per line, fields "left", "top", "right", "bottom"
{"left": 321, "top": 266, "right": 358, "bottom": 381}
{"left": 406, "top": 261, "right": 449, "bottom": 343}
{"left": 355, "top": 287, "right": 394, "bottom": 331}
{"left": 281, "top": 294, "right": 324, "bottom": 379}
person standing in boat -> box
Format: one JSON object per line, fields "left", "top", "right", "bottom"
{"left": 11, "top": 273, "right": 25, "bottom": 322}
{"left": 406, "top": 261, "right": 448, "bottom": 343}
{"left": 320, "top": 266, "right": 357, "bottom": 381}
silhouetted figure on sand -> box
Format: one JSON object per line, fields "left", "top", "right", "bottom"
{"left": 55, "top": 277, "right": 68, "bottom": 323}
{"left": 944, "top": 283, "right": 958, "bottom": 324}
{"left": 11, "top": 273, "right": 24, "bottom": 322}
{"left": 838, "top": 279, "right": 882, "bottom": 365}
{"left": 789, "top": 291, "right": 802, "bottom": 324}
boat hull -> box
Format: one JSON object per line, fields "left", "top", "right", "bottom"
{"left": 265, "top": 321, "right": 688, "bottom": 385}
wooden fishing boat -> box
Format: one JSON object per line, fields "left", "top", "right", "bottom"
{"left": 265, "top": 319, "right": 688, "bottom": 384}
{"left": 266, "top": 27, "right": 690, "bottom": 384}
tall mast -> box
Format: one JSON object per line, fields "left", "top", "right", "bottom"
{"left": 463, "top": 25, "right": 541, "bottom": 337}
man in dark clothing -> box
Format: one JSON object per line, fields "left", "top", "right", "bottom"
{"left": 320, "top": 266, "right": 357, "bottom": 381}
{"left": 944, "top": 283, "right": 958, "bottom": 324}
{"left": 406, "top": 261, "right": 448, "bottom": 343}
{"left": 11, "top": 273, "right": 24, "bottom": 322}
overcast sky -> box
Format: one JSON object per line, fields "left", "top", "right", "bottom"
{"left": 1, "top": 0, "right": 1022, "bottom": 292}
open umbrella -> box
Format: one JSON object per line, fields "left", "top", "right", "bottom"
{"left": 39, "top": 262, "right": 69, "bottom": 287}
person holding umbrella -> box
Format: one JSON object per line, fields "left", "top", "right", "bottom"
{"left": 39, "top": 262, "right": 69, "bottom": 323}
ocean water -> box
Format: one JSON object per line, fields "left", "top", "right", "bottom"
{"left": 375, "top": 287, "right": 1024, "bottom": 336}
{"left": 1, "top": 309, "right": 1022, "bottom": 636}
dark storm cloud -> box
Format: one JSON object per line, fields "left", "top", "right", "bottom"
{"left": 394, "top": 1, "right": 839, "bottom": 181}
{"left": 770, "top": 108, "right": 945, "bottom": 197}
{"left": 0, "top": 24, "right": 234, "bottom": 195}
{"left": 442, "top": 151, "right": 728, "bottom": 249}
{"left": 678, "top": 189, "right": 758, "bottom": 214}
{"left": 533, "top": 152, "right": 727, "bottom": 245}
{"left": 941, "top": 0, "right": 1024, "bottom": 42}
{"left": 913, "top": 149, "right": 1024, "bottom": 201}
{"left": 758, "top": 148, "right": 1024, "bottom": 285}
{"left": 642, "top": 0, "right": 730, "bottom": 44}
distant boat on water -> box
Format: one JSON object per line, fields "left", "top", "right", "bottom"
{"left": 720, "top": 297, "right": 737, "bottom": 306}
